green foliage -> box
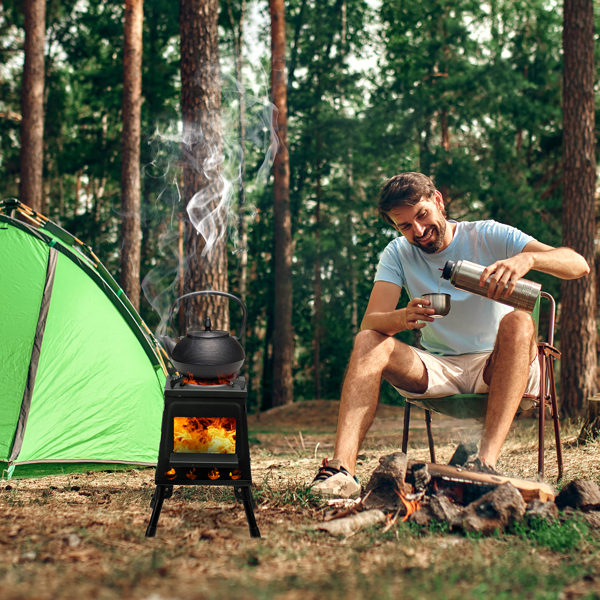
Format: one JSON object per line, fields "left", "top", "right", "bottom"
{"left": 3, "top": 0, "right": 598, "bottom": 408}
{"left": 512, "top": 514, "right": 589, "bottom": 553}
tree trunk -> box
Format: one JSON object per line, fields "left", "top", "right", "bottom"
{"left": 313, "top": 131, "right": 322, "bottom": 400}
{"left": 180, "top": 0, "right": 228, "bottom": 332}
{"left": 560, "top": 0, "right": 597, "bottom": 418}
{"left": 228, "top": 0, "right": 248, "bottom": 346}
{"left": 578, "top": 394, "right": 600, "bottom": 444}
{"left": 19, "top": 0, "right": 46, "bottom": 212}
{"left": 269, "top": 0, "right": 294, "bottom": 406}
{"left": 120, "top": 0, "right": 144, "bottom": 311}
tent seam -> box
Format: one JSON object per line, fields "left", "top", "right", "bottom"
{"left": 8, "top": 248, "right": 58, "bottom": 463}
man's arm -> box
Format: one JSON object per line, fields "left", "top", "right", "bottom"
{"left": 360, "top": 281, "right": 435, "bottom": 335}
{"left": 480, "top": 240, "right": 590, "bottom": 300}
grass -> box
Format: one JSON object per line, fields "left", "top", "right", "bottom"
{"left": 1, "top": 415, "right": 600, "bottom": 599}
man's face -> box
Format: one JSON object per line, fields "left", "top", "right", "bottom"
{"left": 387, "top": 192, "right": 448, "bottom": 254}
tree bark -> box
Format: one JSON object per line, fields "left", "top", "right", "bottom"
{"left": 228, "top": 0, "right": 248, "bottom": 345}
{"left": 313, "top": 131, "right": 322, "bottom": 400}
{"left": 269, "top": 0, "right": 294, "bottom": 406}
{"left": 19, "top": 0, "right": 46, "bottom": 212}
{"left": 120, "top": 0, "right": 144, "bottom": 311}
{"left": 560, "top": 0, "right": 597, "bottom": 418}
{"left": 180, "top": 0, "right": 228, "bottom": 332}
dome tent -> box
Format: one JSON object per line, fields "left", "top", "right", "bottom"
{"left": 0, "top": 200, "right": 167, "bottom": 478}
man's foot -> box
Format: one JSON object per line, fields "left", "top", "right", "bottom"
{"left": 310, "top": 458, "right": 361, "bottom": 498}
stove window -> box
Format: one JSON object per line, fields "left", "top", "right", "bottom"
{"left": 173, "top": 417, "right": 237, "bottom": 454}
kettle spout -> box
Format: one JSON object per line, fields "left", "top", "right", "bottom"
{"left": 158, "top": 335, "right": 177, "bottom": 359}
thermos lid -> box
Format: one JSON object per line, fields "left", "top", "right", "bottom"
{"left": 441, "top": 260, "right": 455, "bottom": 280}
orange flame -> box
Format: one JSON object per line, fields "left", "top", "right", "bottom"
{"left": 208, "top": 469, "right": 220, "bottom": 480}
{"left": 186, "top": 468, "right": 198, "bottom": 480}
{"left": 184, "top": 374, "right": 235, "bottom": 386}
{"left": 174, "top": 417, "right": 236, "bottom": 454}
{"left": 164, "top": 468, "right": 177, "bottom": 480}
{"left": 230, "top": 469, "right": 242, "bottom": 480}
{"left": 396, "top": 489, "right": 420, "bottom": 521}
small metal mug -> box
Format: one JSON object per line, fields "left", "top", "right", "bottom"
{"left": 422, "top": 293, "right": 451, "bottom": 318}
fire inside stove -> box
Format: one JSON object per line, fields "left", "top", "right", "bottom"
{"left": 173, "top": 417, "right": 237, "bottom": 454}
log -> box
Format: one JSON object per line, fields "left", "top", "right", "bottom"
{"left": 407, "top": 460, "right": 556, "bottom": 503}
{"left": 313, "top": 509, "right": 387, "bottom": 536}
{"left": 363, "top": 452, "right": 408, "bottom": 511}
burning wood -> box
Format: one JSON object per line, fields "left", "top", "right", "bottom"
{"left": 173, "top": 417, "right": 236, "bottom": 454}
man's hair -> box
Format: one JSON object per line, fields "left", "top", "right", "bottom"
{"left": 377, "top": 172, "right": 438, "bottom": 226}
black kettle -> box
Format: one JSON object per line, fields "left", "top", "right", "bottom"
{"left": 159, "top": 291, "right": 247, "bottom": 381}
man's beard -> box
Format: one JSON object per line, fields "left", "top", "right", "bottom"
{"left": 412, "top": 219, "right": 447, "bottom": 254}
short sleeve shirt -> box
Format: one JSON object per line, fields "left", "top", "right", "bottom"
{"left": 374, "top": 220, "right": 535, "bottom": 355}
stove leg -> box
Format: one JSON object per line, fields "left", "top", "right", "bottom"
{"left": 236, "top": 486, "right": 261, "bottom": 538}
{"left": 146, "top": 485, "right": 170, "bottom": 538}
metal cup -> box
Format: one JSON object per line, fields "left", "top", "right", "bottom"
{"left": 422, "top": 293, "right": 451, "bottom": 318}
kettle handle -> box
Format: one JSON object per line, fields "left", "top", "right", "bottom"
{"left": 168, "top": 291, "right": 248, "bottom": 339}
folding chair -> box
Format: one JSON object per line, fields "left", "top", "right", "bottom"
{"left": 400, "top": 292, "right": 563, "bottom": 480}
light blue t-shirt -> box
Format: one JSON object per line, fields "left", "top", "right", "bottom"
{"left": 374, "top": 220, "right": 535, "bottom": 356}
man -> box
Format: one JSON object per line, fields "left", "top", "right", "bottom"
{"left": 311, "top": 172, "right": 589, "bottom": 497}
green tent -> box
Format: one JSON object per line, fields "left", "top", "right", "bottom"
{"left": 0, "top": 200, "right": 167, "bottom": 478}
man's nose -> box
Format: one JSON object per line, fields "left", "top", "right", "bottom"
{"left": 413, "top": 222, "right": 425, "bottom": 237}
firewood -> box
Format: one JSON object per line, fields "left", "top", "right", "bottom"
{"left": 313, "top": 509, "right": 387, "bottom": 536}
{"left": 408, "top": 460, "right": 556, "bottom": 503}
{"left": 429, "top": 495, "right": 463, "bottom": 527}
{"left": 407, "top": 506, "right": 434, "bottom": 527}
{"left": 555, "top": 480, "right": 600, "bottom": 511}
{"left": 363, "top": 452, "right": 408, "bottom": 511}
{"left": 462, "top": 482, "right": 526, "bottom": 534}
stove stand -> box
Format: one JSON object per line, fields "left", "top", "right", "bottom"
{"left": 145, "top": 375, "right": 260, "bottom": 538}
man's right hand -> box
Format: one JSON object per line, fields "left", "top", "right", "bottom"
{"left": 403, "top": 298, "right": 436, "bottom": 330}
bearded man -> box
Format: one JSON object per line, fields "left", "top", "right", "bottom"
{"left": 311, "top": 172, "right": 589, "bottom": 497}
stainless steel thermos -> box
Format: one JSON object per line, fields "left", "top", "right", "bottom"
{"left": 441, "top": 260, "right": 541, "bottom": 313}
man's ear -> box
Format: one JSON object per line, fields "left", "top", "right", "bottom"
{"left": 434, "top": 189, "right": 444, "bottom": 208}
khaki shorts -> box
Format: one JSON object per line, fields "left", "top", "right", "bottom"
{"left": 393, "top": 348, "right": 540, "bottom": 409}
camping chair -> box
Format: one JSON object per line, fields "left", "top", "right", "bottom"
{"left": 400, "top": 291, "right": 563, "bottom": 480}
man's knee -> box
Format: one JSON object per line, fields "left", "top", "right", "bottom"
{"left": 353, "top": 329, "right": 395, "bottom": 356}
{"left": 497, "top": 311, "right": 535, "bottom": 344}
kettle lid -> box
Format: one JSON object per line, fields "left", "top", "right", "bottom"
{"left": 187, "top": 328, "right": 229, "bottom": 339}
{"left": 186, "top": 317, "right": 231, "bottom": 340}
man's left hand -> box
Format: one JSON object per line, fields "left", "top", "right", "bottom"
{"left": 480, "top": 254, "right": 535, "bottom": 300}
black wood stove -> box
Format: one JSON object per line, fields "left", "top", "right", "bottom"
{"left": 145, "top": 373, "right": 260, "bottom": 538}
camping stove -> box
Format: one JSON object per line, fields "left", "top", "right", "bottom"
{"left": 145, "top": 374, "right": 260, "bottom": 538}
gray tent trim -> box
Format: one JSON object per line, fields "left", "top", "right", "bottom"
{"left": 9, "top": 247, "right": 57, "bottom": 463}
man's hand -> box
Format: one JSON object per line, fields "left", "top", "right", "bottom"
{"left": 480, "top": 254, "right": 535, "bottom": 300}
{"left": 404, "top": 298, "right": 436, "bottom": 329}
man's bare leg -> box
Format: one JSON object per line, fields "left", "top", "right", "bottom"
{"left": 479, "top": 311, "right": 537, "bottom": 468}
{"left": 332, "top": 330, "right": 428, "bottom": 475}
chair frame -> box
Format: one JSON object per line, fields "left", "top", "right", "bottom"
{"left": 400, "top": 291, "right": 563, "bottom": 480}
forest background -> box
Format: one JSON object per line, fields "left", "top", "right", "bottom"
{"left": 1, "top": 0, "right": 599, "bottom": 415}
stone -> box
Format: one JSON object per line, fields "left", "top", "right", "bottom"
{"left": 429, "top": 495, "right": 463, "bottom": 528}
{"left": 462, "top": 482, "right": 526, "bottom": 534}
{"left": 555, "top": 480, "right": 600, "bottom": 512}
{"left": 526, "top": 499, "right": 558, "bottom": 522}
{"left": 363, "top": 452, "right": 408, "bottom": 511}
{"left": 448, "top": 443, "right": 479, "bottom": 467}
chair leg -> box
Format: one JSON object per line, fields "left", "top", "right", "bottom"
{"left": 402, "top": 401, "right": 411, "bottom": 454}
{"left": 548, "top": 358, "right": 563, "bottom": 480}
{"left": 538, "top": 351, "right": 547, "bottom": 480}
{"left": 425, "top": 410, "right": 436, "bottom": 464}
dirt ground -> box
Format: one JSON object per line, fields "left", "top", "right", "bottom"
{"left": 1, "top": 401, "right": 600, "bottom": 600}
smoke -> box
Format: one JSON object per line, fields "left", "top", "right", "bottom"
{"left": 140, "top": 62, "right": 277, "bottom": 335}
